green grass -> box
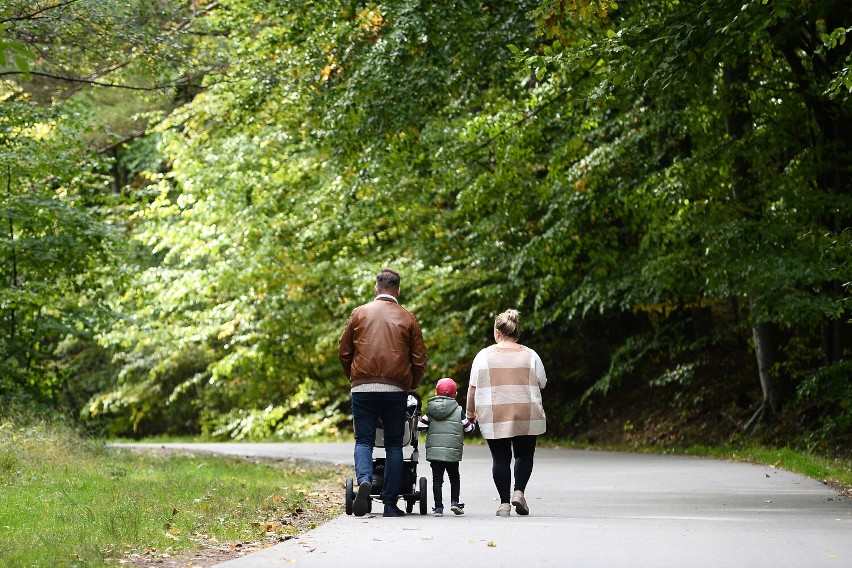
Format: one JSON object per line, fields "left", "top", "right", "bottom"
{"left": 0, "top": 417, "right": 343, "bottom": 568}
{"left": 683, "top": 443, "right": 852, "bottom": 494}
{"left": 545, "top": 438, "right": 852, "bottom": 495}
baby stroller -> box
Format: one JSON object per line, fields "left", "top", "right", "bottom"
{"left": 345, "top": 393, "right": 428, "bottom": 515}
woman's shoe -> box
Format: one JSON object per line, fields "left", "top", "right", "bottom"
{"left": 496, "top": 503, "right": 511, "bottom": 517}
{"left": 512, "top": 490, "right": 529, "bottom": 515}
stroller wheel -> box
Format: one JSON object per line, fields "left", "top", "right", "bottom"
{"left": 419, "top": 477, "right": 428, "bottom": 515}
{"left": 345, "top": 478, "right": 354, "bottom": 515}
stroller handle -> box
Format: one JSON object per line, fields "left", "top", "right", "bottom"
{"left": 406, "top": 391, "right": 422, "bottom": 414}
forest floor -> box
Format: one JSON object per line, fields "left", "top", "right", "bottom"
{"left": 574, "top": 366, "right": 761, "bottom": 449}
{"left": 569, "top": 342, "right": 820, "bottom": 453}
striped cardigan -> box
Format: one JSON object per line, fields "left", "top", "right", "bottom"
{"left": 467, "top": 344, "right": 547, "bottom": 439}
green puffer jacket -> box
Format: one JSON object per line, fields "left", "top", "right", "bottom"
{"left": 424, "top": 395, "right": 464, "bottom": 462}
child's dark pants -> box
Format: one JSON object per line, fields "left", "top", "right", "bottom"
{"left": 430, "top": 460, "right": 460, "bottom": 507}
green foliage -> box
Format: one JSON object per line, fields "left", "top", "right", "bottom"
{"left": 0, "top": 22, "right": 35, "bottom": 72}
{"left": 87, "top": 0, "right": 549, "bottom": 437}
{"left": 88, "top": 0, "right": 852, "bottom": 450}
{"left": 0, "top": 0, "right": 202, "bottom": 412}
{"left": 0, "top": 96, "right": 119, "bottom": 400}
{"left": 2, "top": 0, "right": 850, "bottom": 451}
{"left": 796, "top": 359, "right": 852, "bottom": 452}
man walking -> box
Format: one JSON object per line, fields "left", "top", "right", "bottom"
{"left": 339, "top": 268, "right": 427, "bottom": 517}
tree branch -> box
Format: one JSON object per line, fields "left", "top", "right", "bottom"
{"left": 0, "top": 0, "right": 83, "bottom": 24}
{"left": 2, "top": 2, "right": 220, "bottom": 96}
{"left": 0, "top": 70, "right": 203, "bottom": 91}
{"left": 96, "top": 129, "right": 147, "bottom": 154}
{"left": 458, "top": 60, "right": 598, "bottom": 157}
{"left": 80, "top": 1, "right": 221, "bottom": 85}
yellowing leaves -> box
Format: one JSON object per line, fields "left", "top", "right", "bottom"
{"left": 357, "top": 7, "right": 385, "bottom": 35}
{"left": 218, "top": 314, "right": 244, "bottom": 339}
{"left": 319, "top": 55, "right": 342, "bottom": 83}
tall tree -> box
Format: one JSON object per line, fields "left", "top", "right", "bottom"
{"left": 504, "top": 0, "right": 851, "bottom": 429}
{"left": 0, "top": 0, "right": 200, "bottom": 405}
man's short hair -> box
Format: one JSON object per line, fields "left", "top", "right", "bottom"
{"left": 376, "top": 268, "right": 401, "bottom": 292}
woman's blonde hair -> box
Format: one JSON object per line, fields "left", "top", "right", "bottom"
{"left": 495, "top": 309, "right": 520, "bottom": 339}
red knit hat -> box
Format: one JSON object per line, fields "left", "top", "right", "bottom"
{"left": 435, "top": 377, "right": 457, "bottom": 397}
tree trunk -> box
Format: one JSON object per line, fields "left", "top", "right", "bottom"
{"left": 722, "top": 57, "right": 789, "bottom": 426}
{"left": 5, "top": 166, "right": 17, "bottom": 346}
{"left": 746, "top": 313, "right": 789, "bottom": 429}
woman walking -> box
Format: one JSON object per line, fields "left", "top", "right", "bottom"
{"left": 466, "top": 309, "right": 547, "bottom": 517}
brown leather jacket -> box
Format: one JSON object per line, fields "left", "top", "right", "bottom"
{"left": 338, "top": 297, "right": 427, "bottom": 391}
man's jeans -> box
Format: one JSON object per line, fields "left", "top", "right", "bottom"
{"left": 352, "top": 390, "right": 407, "bottom": 504}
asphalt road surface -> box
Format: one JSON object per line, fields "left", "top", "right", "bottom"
{"left": 114, "top": 442, "right": 851, "bottom": 568}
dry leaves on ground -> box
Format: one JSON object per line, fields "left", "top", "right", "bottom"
{"left": 116, "top": 452, "right": 346, "bottom": 568}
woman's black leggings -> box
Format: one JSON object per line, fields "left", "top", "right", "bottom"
{"left": 486, "top": 435, "right": 537, "bottom": 504}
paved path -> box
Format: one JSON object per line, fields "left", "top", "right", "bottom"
{"left": 113, "top": 443, "right": 851, "bottom": 567}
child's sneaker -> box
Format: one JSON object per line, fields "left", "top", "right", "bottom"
{"left": 450, "top": 502, "right": 465, "bottom": 515}
{"left": 432, "top": 507, "right": 443, "bottom": 517}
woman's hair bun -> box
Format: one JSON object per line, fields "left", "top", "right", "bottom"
{"left": 495, "top": 308, "right": 520, "bottom": 339}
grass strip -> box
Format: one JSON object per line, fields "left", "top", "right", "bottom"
{"left": 0, "top": 418, "right": 343, "bottom": 567}
{"left": 548, "top": 438, "right": 852, "bottom": 495}
{"left": 683, "top": 443, "right": 852, "bottom": 495}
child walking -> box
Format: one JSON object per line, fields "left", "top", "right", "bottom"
{"left": 417, "top": 377, "right": 476, "bottom": 516}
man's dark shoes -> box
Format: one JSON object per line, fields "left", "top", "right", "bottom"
{"left": 353, "top": 481, "right": 372, "bottom": 517}
{"left": 382, "top": 504, "right": 406, "bottom": 517}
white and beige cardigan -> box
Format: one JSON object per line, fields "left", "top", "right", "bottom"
{"left": 467, "top": 344, "right": 547, "bottom": 439}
